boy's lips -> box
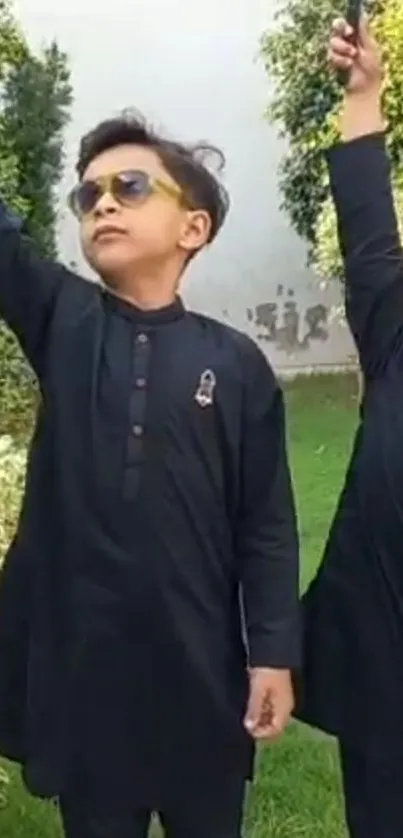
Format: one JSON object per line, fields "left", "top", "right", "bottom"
{"left": 93, "top": 224, "right": 127, "bottom": 241}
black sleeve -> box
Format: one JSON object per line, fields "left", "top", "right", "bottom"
{"left": 0, "top": 199, "right": 76, "bottom": 374}
{"left": 235, "top": 344, "right": 300, "bottom": 669}
{"left": 327, "top": 132, "right": 403, "bottom": 378}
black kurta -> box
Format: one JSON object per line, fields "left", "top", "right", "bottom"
{"left": 0, "top": 206, "right": 299, "bottom": 811}
{"left": 297, "top": 133, "right": 403, "bottom": 755}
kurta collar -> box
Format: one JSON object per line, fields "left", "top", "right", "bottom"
{"left": 104, "top": 291, "right": 185, "bottom": 325}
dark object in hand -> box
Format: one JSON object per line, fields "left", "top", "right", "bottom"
{"left": 338, "top": 0, "right": 362, "bottom": 86}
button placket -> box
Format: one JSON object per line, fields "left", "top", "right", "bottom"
{"left": 123, "top": 330, "right": 150, "bottom": 499}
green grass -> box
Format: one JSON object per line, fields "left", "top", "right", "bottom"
{"left": 0, "top": 373, "right": 359, "bottom": 836}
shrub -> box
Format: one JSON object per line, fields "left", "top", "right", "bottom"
{"left": 0, "top": 5, "right": 72, "bottom": 440}
{"left": 313, "top": 0, "right": 403, "bottom": 280}
{"left": 260, "top": 0, "right": 403, "bottom": 281}
{"left": 0, "top": 435, "right": 27, "bottom": 567}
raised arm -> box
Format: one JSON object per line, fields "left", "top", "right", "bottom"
{"left": 327, "top": 17, "right": 403, "bottom": 378}
{"left": 0, "top": 199, "right": 78, "bottom": 375}
{"left": 235, "top": 341, "right": 300, "bottom": 740}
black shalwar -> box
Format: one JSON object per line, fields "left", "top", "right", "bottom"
{"left": 296, "top": 133, "right": 403, "bottom": 835}
{"left": 0, "top": 202, "right": 300, "bottom": 826}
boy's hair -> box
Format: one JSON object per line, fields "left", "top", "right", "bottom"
{"left": 76, "top": 110, "right": 230, "bottom": 244}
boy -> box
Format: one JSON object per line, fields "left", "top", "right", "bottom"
{"left": 0, "top": 113, "right": 299, "bottom": 837}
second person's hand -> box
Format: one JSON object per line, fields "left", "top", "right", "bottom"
{"left": 328, "top": 16, "right": 384, "bottom": 141}
{"left": 328, "top": 16, "right": 382, "bottom": 97}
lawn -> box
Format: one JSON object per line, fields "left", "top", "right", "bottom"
{"left": 0, "top": 373, "right": 359, "bottom": 837}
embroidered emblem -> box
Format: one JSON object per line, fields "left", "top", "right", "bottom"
{"left": 194, "top": 369, "right": 216, "bottom": 408}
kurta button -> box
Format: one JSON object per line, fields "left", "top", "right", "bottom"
{"left": 136, "top": 377, "right": 146, "bottom": 388}
{"left": 132, "top": 424, "right": 143, "bottom": 436}
{"left": 137, "top": 333, "right": 148, "bottom": 344}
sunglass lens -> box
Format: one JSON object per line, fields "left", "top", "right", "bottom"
{"left": 113, "top": 171, "right": 150, "bottom": 202}
{"left": 71, "top": 181, "right": 103, "bottom": 216}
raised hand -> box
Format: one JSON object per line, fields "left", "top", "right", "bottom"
{"left": 328, "top": 16, "right": 382, "bottom": 97}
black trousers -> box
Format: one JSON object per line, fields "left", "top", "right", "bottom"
{"left": 60, "top": 781, "right": 246, "bottom": 838}
{"left": 340, "top": 742, "right": 403, "bottom": 838}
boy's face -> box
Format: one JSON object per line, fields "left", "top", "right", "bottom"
{"left": 73, "top": 144, "right": 211, "bottom": 286}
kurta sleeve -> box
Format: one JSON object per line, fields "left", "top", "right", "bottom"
{"left": 236, "top": 343, "right": 300, "bottom": 669}
{"left": 0, "top": 198, "right": 74, "bottom": 375}
{"left": 327, "top": 132, "right": 403, "bottom": 377}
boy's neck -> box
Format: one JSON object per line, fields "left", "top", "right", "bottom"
{"left": 106, "top": 266, "right": 182, "bottom": 311}
{"left": 112, "top": 286, "right": 177, "bottom": 311}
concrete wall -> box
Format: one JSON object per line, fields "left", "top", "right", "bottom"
{"left": 14, "top": 0, "right": 355, "bottom": 374}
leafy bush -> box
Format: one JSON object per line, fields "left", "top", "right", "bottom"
{"left": 0, "top": 1, "right": 72, "bottom": 440}
{"left": 0, "top": 0, "right": 27, "bottom": 74}
{"left": 313, "top": 0, "right": 403, "bottom": 280}
{"left": 260, "top": 0, "right": 403, "bottom": 280}
{"left": 0, "top": 435, "right": 27, "bottom": 567}
{"left": 0, "top": 328, "right": 37, "bottom": 440}
{"left": 1, "top": 41, "right": 73, "bottom": 259}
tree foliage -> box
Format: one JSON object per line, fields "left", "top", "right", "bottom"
{"left": 0, "top": 1, "right": 72, "bottom": 437}
{"left": 1, "top": 40, "right": 73, "bottom": 258}
{"left": 260, "top": 0, "right": 403, "bottom": 280}
{"left": 313, "top": 0, "right": 403, "bottom": 280}
{"left": 0, "top": 1, "right": 27, "bottom": 213}
{"left": 0, "top": 0, "right": 27, "bottom": 75}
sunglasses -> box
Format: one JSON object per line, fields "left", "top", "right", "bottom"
{"left": 68, "top": 169, "right": 185, "bottom": 218}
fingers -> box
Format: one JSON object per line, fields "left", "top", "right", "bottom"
{"left": 328, "top": 40, "right": 356, "bottom": 72}
{"left": 244, "top": 688, "right": 288, "bottom": 740}
{"left": 244, "top": 680, "right": 265, "bottom": 733}
{"left": 328, "top": 20, "right": 357, "bottom": 72}
{"left": 249, "top": 713, "right": 284, "bottom": 742}
{"left": 249, "top": 724, "right": 281, "bottom": 741}
{"left": 328, "top": 14, "right": 382, "bottom": 93}
{"left": 330, "top": 14, "right": 372, "bottom": 50}
{"left": 245, "top": 669, "right": 294, "bottom": 743}
{"left": 331, "top": 17, "right": 354, "bottom": 40}
{"left": 246, "top": 702, "right": 289, "bottom": 741}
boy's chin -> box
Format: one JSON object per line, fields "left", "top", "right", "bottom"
{"left": 87, "top": 254, "right": 137, "bottom": 289}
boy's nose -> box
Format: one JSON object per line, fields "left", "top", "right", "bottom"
{"left": 93, "top": 189, "right": 121, "bottom": 217}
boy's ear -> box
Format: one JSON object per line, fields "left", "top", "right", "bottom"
{"left": 178, "top": 209, "right": 211, "bottom": 254}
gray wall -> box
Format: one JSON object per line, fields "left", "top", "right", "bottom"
{"left": 14, "top": 0, "right": 354, "bottom": 373}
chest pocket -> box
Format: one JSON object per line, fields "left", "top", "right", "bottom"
{"left": 158, "top": 361, "right": 225, "bottom": 444}
{"left": 152, "top": 350, "right": 241, "bottom": 522}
